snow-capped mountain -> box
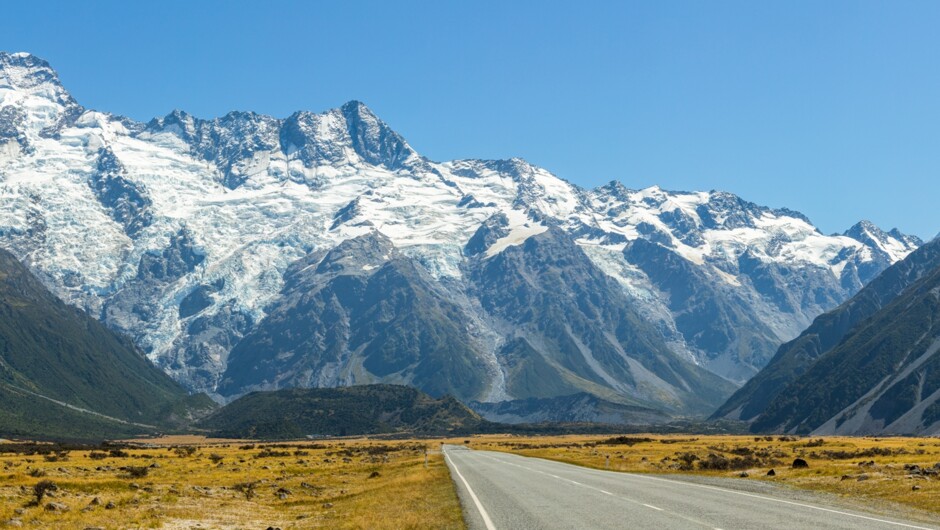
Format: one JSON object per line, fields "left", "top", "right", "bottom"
{"left": 0, "top": 52, "right": 921, "bottom": 416}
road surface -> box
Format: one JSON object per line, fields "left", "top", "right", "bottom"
{"left": 443, "top": 445, "right": 938, "bottom": 530}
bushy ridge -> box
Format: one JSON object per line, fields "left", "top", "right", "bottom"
{"left": 198, "top": 385, "right": 486, "bottom": 439}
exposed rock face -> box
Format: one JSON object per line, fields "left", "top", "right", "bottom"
{"left": 464, "top": 227, "right": 734, "bottom": 414}
{"left": 89, "top": 147, "right": 153, "bottom": 237}
{"left": 218, "top": 233, "right": 490, "bottom": 401}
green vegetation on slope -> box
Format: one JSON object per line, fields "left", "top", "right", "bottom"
{"left": 0, "top": 385, "right": 152, "bottom": 441}
{"left": 0, "top": 249, "right": 215, "bottom": 440}
{"left": 199, "top": 384, "right": 485, "bottom": 439}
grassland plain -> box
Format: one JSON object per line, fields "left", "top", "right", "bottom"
{"left": 5, "top": 433, "right": 940, "bottom": 529}
{"left": 0, "top": 437, "right": 464, "bottom": 529}
{"left": 470, "top": 434, "right": 940, "bottom": 520}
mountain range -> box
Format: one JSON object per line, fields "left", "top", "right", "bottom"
{"left": 0, "top": 51, "right": 923, "bottom": 421}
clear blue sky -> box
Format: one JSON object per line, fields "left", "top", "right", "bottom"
{"left": 2, "top": 1, "right": 938, "bottom": 239}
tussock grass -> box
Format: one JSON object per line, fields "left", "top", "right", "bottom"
{"left": 0, "top": 438, "right": 464, "bottom": 529}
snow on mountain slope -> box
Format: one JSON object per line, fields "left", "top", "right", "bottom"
{"left": 0, "top": 52, "right": 921, "bottom": 406}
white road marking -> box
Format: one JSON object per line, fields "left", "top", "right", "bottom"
{"left": 477, "top": 452, "right": 715, "bottom": 528}
{"left": 479, "top": 450, "right": 937, "bottom": 530}
{"left": 445, "top": 450, "right": 498, "bottom": 530}
{"left": 602, "top": 469, "right": 935, "bottom": 530}
{"left": 519, "top": 454, "right": 936, "bottom": 530}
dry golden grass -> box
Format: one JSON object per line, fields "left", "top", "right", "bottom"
{"left": 468, "top": 434, "right": 940, "bottom": 516}
{"left": 0, "top": 438, "right": 464, "bottom": 529}
{"left": 8, "top": 432, "right": 936, "bottom": 528}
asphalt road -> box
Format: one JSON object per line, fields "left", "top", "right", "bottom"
{"left": 443, "top": 445, "right": 938, "bottom": 530}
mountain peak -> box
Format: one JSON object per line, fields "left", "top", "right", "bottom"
{"left": 338, "top": 99, "right": 417, "bottom": 169}
{"left": 2, "top": 51, "right": 36, "bottom": 59}
{"left": 340, "top": 99, "right": 372, "bottom": 115}
{"left": 844, "top": 220, "right": 920, "bottom": 262}
{"left": 847, "top": 219, "right": 879, "bottom": 232}
{"left": 277, "top": 100, "right": 419, "bottom": 170}
{"left": 0, "top": 52, "right": 82, "bottom": 138}
{"left": 0, "top": 51, "right": 64, "bottom": 91}
{"left": 845, "top": 219, "right": 893, "bottom": 243}
{"left": 888, "top": 228, "right": 923, "bottom": 247}
{"left": 0, "top": 51, "right": 51, "bottom": 68}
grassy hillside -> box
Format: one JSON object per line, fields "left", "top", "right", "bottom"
{"left": 0, "top": 249, "right": 215, "bottom": 440}
{"left": 0, "top": 385, "right": 154, "bottom": 441}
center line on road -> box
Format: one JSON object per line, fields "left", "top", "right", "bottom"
{"left": 478, "top": 452, "right": 716, "bottom": 529}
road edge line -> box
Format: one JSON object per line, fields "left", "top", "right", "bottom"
{"left": 444, "top": 448, "right": 498, "bottom": 530}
